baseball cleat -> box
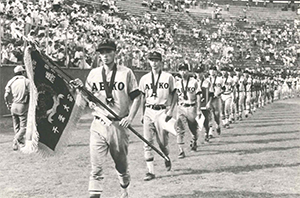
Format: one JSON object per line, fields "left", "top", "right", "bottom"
{"left": 216, "top": 127, "right": 221, "bottom": 135}
{"left": 144, "top": 172, "right": 155, "bottom": 181}
{"left": 120, "top": 189, "right": 128, "bottom": 198}
{"left": 165, "top": 159, "right": 172, "bottom": 171}
{"left": 190, "top": 140, "right": 197, "bottom": 151}
{"left": 12, "top": 140, "right": 18, "bottom": 151}
{"left": 204, "top": 137, "right": 209, "bottom": 143}
{"left": 89, "top": 193, "right": 101, "bottom": 198}
{"left": 178, "top": 151, "right": 185, "bottom": 159}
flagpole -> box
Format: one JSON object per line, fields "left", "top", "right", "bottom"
{"left": 0, "top": 17, "right": 2, "bottom": 67}
{"left": 29, "top": 43, "right": 170, "bottom": 162}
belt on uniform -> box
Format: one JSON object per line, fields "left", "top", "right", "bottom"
{"left": 146, "top": 104, "right": 166, "bottom": 110}
{"left": 180, "top": 103, "right": 196, "bottom": 107}
{"left": 95, "top": 116, "right": 119, "bottom": 121}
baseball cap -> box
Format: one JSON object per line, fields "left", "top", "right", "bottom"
{"left": 96, "top": 39, "right": 117, "bottom": 51}
{"left": 220, "top": 67, "right": 228, "bottom": 71}
{"left": 148, "top": 51, "right": 162, "bottom": 61}
{"left": 194, "top": 65, "right": 205, "bottom": 73}
{"left": 209, "top": 66, "right": 217, "bottom": 71}
{"left": 178, "top": 63, "right": 189, "bottom": 71}
{"left": 14, "top": 65, "right": 25, "bottom": 73}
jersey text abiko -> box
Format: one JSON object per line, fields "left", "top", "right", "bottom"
{"left": 139, "top": 71, "right": 176, "bottom": 106}
{"left": 176, "top": 77, "right": 200, "bottom": 104}
{"left": 85, "top": 65, "right": 139, "bottom": 118}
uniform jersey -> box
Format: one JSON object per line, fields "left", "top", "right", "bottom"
{"left": 246, "top": 77, "right": 253, "bottom": 92}
{"left": 286, "top": 78, "right": 293, "bottom": 89}
{"left": 139, "top": 71, "right": 176, "bottom": 106}
{"left": 261, "top": 79, "right": 267, "bottom": 91}
{"left": 199, "top": 78, "right": 213, "bottom": 109}
{"left": 5, "top": 75, "right": 30, "bottom": 104}
{"left": 253, "top": 78, "right": 261, "bottom": 92}
{"left": 210, "top": 75, "right": 223, "bottom": 97}
{"left": 222, "top": 76, "right": 234, "bottom": 95}
{"left": 176, "top": 77, "right": 200, "bottom": 104}
{"left": 237, "top": 76, "right": 246, "bottom": 92}
{"left": 86, "top": 65, "right": 139, "bottom": 118}
{"left": 232, "top": 76, "right": 239, "bottom": 91}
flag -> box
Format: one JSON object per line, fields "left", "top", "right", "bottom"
{"left": 22, "top": 47, "right": 84, "bottom": 155}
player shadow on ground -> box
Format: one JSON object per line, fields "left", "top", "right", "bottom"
{"left": 212, "top": 137, "right": 300, "bottom": 146}
{"left": 240, "top": 119, "right": 300, "bottom": 124}
{"left": 161, "top": 190, "right": 300, "bottom": 198}
{"left": 193, "top": 145, "right": 300, "bottom": 156}
{"left": 221, "top": 130, "right": 300, "bottom": 137}
{"left": 157, "top": 162, "right": 300, "bottom": 179}
{"left": 234, "top": 122, "right": 300, "bottom": 128}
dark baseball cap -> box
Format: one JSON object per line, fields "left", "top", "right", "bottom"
{"left": 209, "top": 66, "right": 217, "bottom": 71}
{"left": 178, "top": 63, "right": 189, "bottom": 71}
{"left": 194, "top": 65, "right": 205, "bottom": 73}
{"left": 220, "top": 67, "right": 228, "bottom": 71}
{"left": 148, "top": 51, "right": 162, "bottom": 61}
{"left": 96, "top": 39, "right": 117, "bottom": 51}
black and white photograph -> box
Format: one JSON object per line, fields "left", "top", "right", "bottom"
{"left": 0, "top": 0, "right": 300, "bottom": 197}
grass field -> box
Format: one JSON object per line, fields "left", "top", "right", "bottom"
{"left": 0, "top": 98, "right": 300, "bottom": 198}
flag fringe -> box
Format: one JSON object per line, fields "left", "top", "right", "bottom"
{"left": 21, "top": 46, "right": 39, "bottom": 154}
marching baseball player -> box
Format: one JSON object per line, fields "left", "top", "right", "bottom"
{"left": 4, "top": 65, "right": 30, "bottom": 150}
{"left": 261, "top": 74, "right": 267, "bottom": 107}
{"left": 139, "top": 50, "right": 177, "bottom": 181}
{"left": 175, "top": 63, "right": 201, "bottom": 159}
{"left": 229, "top": 67, "right": 238, "bottom": 124}
{"left": 220, "top": 67, "right": 234, "bottom": 128}
{"left": 235, "top": 68, "right": 245, "bottom": 121}
{"left": 73, "top": 39, "right": 141, "bottom": 198}
{"left": 252, "top": 72, "right": 260, "bottom": 112}
{"left": 195, "top": 66, "right": 214, "bottom": 144}
{"left": 244, "top": 70, "right": 253, "bottom": 118}
{"left": 207, "top": 66, "right": 222, "bottom": 140}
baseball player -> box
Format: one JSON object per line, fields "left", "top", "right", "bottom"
{"left": 175, "top": 63, "right": 201, "bottom": 159}
{"left": 195, "top": 66, "right": 214, "bottom": 144}
{"left": 252, "top": 73, "right": 260, "bottom": 112}
{"left": 73, "top": 39, "right": 141, "bottom": 198}
{"left": 207, "top": 66, "right": 222, "bottom": 140}
{"left": 229, "top": 67, "right": 238, "bottom": 124}
{"left": 260, "top": 74, "right": 267, "bottom": 107}
{"left": 139, "top": 50, "right": 177, "bottom": 181}
{"left": 234, "top": 68, "right": 245, "bottom": 121}
{"left": 244, "top": 70, "right": 253, "bottom": 118}
{"left": 296, "top": 75, "right": 300, "bottom": 97}
{"left": 4, "top": 65, "right": 30, "bottom": 151}
{"left": 220, "top": 67, "right": 234, "bottom": 128}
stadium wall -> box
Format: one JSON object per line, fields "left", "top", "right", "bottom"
{"left": 0, "top": 66, "right": 147, "bottom": 116}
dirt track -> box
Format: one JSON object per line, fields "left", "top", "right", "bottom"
{"left": 0, "top": 98, "right": 300, "bottom": 198}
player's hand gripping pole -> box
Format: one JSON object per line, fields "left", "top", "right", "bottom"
{"left": 29, "top": 42, "right": 170, "bottom": 162}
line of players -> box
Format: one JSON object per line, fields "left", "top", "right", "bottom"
{"left": 173, "top": 62, "right": 300, "bottom": 160}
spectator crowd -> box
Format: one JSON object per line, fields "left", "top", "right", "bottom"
{"left": 0, "top": 0, "right": 299, "bottom": 73}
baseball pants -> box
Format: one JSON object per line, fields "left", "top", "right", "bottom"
{"left": 176, "top": 105, "right": 198, "bottom": 145}
{"left": 89, "top": 119, "right": 130, "bottom": 194}
{"left": 210, "top": 97, "right": 221, "bottom": 128}
{"left": 143, "top": 108, "right": 169, "bottom": 161}
{"left": 237, "top": 92, "right": 245, "bottom": 117}
{"left": 221, "top": 94, "right": 232, "bottom": 121}
{"left": 11, "top": 103, "right": 28, "bottom": 143}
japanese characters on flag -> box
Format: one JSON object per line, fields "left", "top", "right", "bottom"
{"left": 22, "top": 46, "right": 84, "bottom": 155}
